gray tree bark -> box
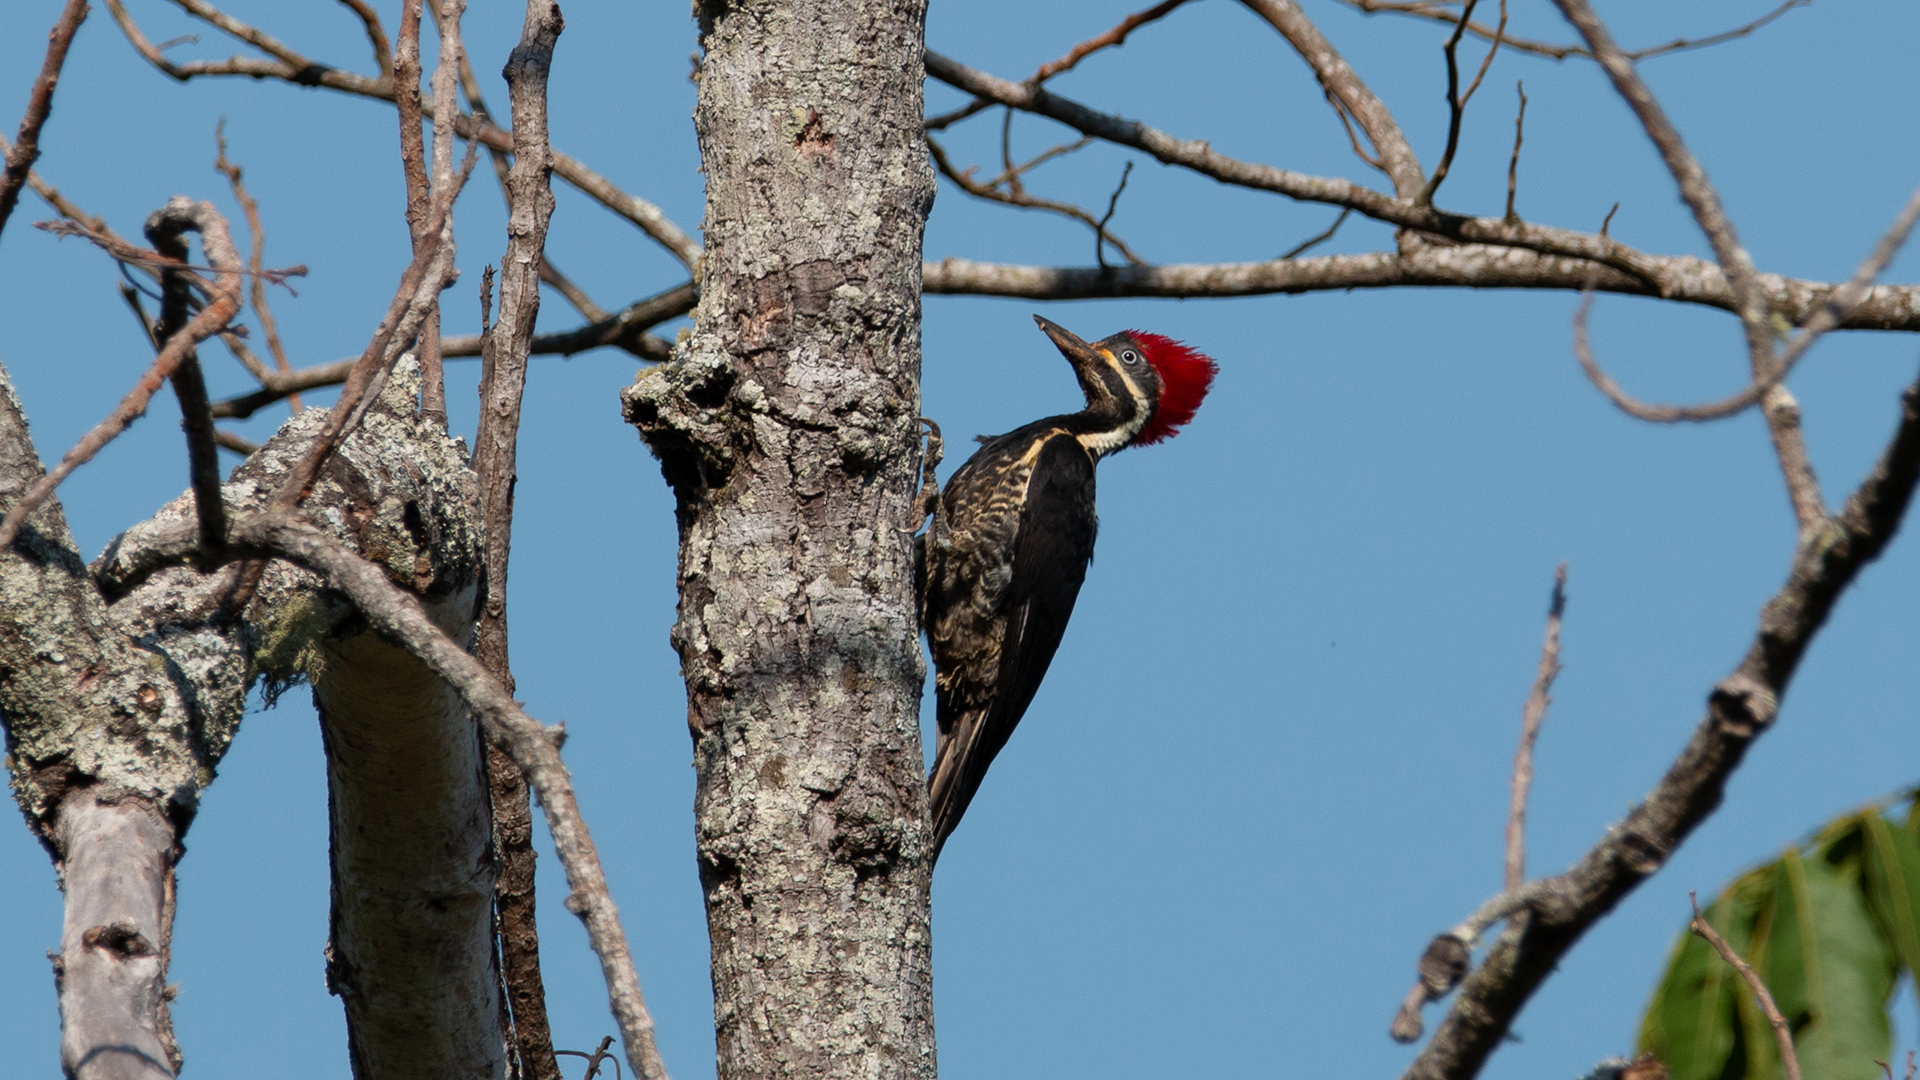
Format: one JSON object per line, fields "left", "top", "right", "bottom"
{"left": 0, "top": 354, "right": 249, "bottom": 1080}
{"left": 623, "top": 3, "right": 938, "bottom": 1079}
{"left": 4, "top": 351, "right": 497, "bottom": 1080}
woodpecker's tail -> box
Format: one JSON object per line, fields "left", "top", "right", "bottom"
{"left": 927, "top": 705, "right": 993, "bottom": 868}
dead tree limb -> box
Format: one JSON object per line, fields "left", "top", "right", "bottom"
{"left": 476, "top": 3, "right": 567, "bottom": 1078}
{"left": 0, "top": 0, "right": 90, "bottom": 245}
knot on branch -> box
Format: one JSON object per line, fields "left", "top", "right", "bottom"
{"left": 1416, "top": 933, "right": 1472, "bottom": 996}
{"left": 81, "top": 920, "right": 157, "bottom": 959}
{"left": 621, "top": 343, "right": 745, "bottom": 508}
{"left": 1390, "top": 932, "right": 1471, "bottom": 1042}
{"left": 1708, "top": 672, "right": 1778, "bottom": 738}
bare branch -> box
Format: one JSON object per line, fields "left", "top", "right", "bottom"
{"left": 1689, "top": 893, "right": 1801, "bottom": 1080}
{"left": 1281, "top": 207, "right": 1352, "bottom": 260}
{"left": 926, "top": 136, "right": 1144, "bottom": 265}
{"left": 921, "top": 251, "right": 1920, "bottom": 334}
{"left": 1419, "top": 0, "right": 1506, "bottom": 205}
{"left": 104, "top": 0, "right": 704, "bottom": 269}
{"left": 1552, "top": 0, "right": 1825, "bottom": 528}
{"left": 1330, "top": 0, "right": 1810, "bottom": 64}
{"left": 0, "top": 204, "right": 244, "bottom": 552}
{"left": 1238, "top": 0, "right": 1425, "bottom": 199}
{"left": 475, "top": 3, "right": 568, "bottom": 1078}
{"left": 923, "top": 50, "right": 1681, "bottom": 285}
{"left": 1504, "top": 81, "right": 1526, "bottom": 223}
{"left": 146, "top": 198, "right": 244, "bottom": 553}
{"left": 1401, "top": 371, "right": 1920, "bottom": 1080}
{"left": 214, "top": 122, "right": 300, "bottom": 410}
{"left": 0, "top": 0, "right": 89, "bottom": 246}
{"left": 1507, "top": 564, "right": 1564, "bottom": 892}
{"left": 925, "top": 0, "right": 1196, "bottom": 132}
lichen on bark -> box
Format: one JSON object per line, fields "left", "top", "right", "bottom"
{"left": 626, "top": 3, "right": 939, "bottom": 1078}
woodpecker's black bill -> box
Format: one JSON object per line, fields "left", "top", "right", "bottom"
{"left": 1032, "top": 315, "right": 1106, "bottom": 371}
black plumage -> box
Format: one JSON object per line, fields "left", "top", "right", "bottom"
{"left": 920, "top": 316, "right": 1216, "bottom": 865}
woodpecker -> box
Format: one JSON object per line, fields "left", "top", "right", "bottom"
{"left": 920, "top": 315, "right": 1218, "bottom": 865}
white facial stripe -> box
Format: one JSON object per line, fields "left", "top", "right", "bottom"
{"left": 1076, "top": 348, "right": 1153, "bottom": 458}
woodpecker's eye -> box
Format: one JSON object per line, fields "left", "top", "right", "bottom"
{"left": 1120, "top": 350, "right": 1140, "bottom": 366}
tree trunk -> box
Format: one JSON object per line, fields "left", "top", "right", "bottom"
{"left": 26, "top": 356, "right": 495, "bottom": 1079}
{"left": 623, "top": 4, "right": 938, "bottom": 1079}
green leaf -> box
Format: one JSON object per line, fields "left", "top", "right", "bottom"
{"left": 1860, "top": 812, "right": 1920, "bottom": 981}
{"left": 1639, "top": 864, "right": 1775, "bottom": 1080}
{"left": 1639, "top": 801, "right": 1911, "bottom": 1080}
{"left": 1759, "top": 846, "right": 1895, "bottom": 1080}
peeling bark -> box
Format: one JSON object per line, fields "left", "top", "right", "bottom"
{"left": 625, "top": 3, "right": 937, "bottom": 1079}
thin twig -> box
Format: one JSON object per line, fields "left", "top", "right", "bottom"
{"left": 214, "top": 121, "right": 300, "bottom": 410}
{"left": 926, "top": 136, "right": 1144, "bottom": 265}
{"left": 1504, "top": 81, "right": 1526, "bottom": 223}
{"left": 1419, "top": 0, "right": 1505, "bottom": 205}
{"left": 210, "top": 282, "right": 690, "bottom": 420}
{"left": 556, "top": 1037, "right": 624, "bottom": 1080}
{"left": 1281, "top": 207, "right": 1351, "bottom": 259}
{"left": 335, "top": 0, "right": 391, "bottom": 76}
{"left": 1506, "top": 564, "right": 1565, "bottom": 892}
{"left": 0, "top": 0, "right": 90, "bottom": 246}
{"left": 0, "top": 207, "right": 244, "bottom": 551}
{"left": 103, "top": 0, "right": 703, "bottom": 269}
{"left": 1330, "top": 0, "right": 1811, "bottom": 63}
{"left": 1689, "top": 892, "right": 1801, "bottom": 1080}
{"left": 1095, "top": 161, "right": 1133, "bottom": 269}
{"left": 1573, "top": 178, "right": 1920, "bottom": 424}
{"left": 1033, "top": 0, "right": 1195, "bottom": 83}
{"left": 34, "top": 216, "right": 302, "bottom": 291}
{"left": 213, "top": 429, "right": 257, "bottom": 456}
{"left": 924, "top": 0, "right": 1194, "bottom": 131}
{"left": 981, "top": 137, "right": 1093, "bottom": 191}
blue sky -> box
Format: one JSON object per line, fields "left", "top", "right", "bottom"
{"left": 1, "top": 1, "right": 1917, "bottom": 1078}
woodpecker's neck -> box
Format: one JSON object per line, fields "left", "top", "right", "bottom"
{"left": 1066, "top": 390, "right": 1151, "bottom": 460}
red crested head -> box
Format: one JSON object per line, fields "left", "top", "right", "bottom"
{"left": 1126, "top": 331, "right": 1218, "bottom": 446}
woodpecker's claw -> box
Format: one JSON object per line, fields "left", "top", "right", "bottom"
{"left": 914, "top": 417, "right": 945, "bottom": 533}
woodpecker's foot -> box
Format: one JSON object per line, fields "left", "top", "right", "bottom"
{"left": 913, "top": 417, "right": 944, "bottom": 527}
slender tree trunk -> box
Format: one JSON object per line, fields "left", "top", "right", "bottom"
{"left": 624, "top": 4, "right": 938, "bottom": 1079}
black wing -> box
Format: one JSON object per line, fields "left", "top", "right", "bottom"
{"left": 929, "top": 432, "right": 1096, "bottom": 861}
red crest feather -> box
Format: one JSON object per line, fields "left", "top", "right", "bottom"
{"left": 1126, "top": 331, "right": 1218, "bottom": 446}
